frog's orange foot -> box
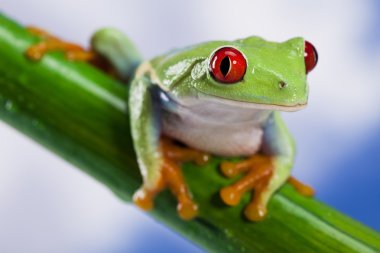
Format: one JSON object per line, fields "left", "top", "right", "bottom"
{"left": 26, "top": 26, "right": 95, "bottom": 61}
{"left": 220, "top": 155, "right": 274, "bottom": 221}
{"left": 133, "top": 137, "right": 211, "bottom": 220}
{"left": 220, "top": 156, "right": 315, "bottom": 221}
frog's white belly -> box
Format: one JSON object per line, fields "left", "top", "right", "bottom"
{"left": 162, "top": 98, "right": 271, "bottom": 157}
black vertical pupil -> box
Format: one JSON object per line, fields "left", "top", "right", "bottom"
{"left": 220, "top": 56, "right": 231, "bottom": 77}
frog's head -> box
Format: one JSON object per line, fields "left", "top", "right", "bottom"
{"left": 152, "top": 36, "right": 317, "bottom": 111}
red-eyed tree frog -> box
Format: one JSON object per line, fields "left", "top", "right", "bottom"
{"left": 26, "top": 28, "right": 317, "bottom": 221}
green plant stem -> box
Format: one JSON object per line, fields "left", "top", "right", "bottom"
{"left": 0, "top": 13, "right": 379, "bottom": 253}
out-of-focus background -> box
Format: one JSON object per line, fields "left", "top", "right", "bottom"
{"left": 0, "top": 0, "right": 379, "bottom": 252}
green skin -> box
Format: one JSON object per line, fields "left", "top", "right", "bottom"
{"left": 90, "top": 28, "right": 308, "bottom": 218}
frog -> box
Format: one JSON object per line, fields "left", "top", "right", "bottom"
{"left": 26, "top": 27, "right": 317, "bottom": 221}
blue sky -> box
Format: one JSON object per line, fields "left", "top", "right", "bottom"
{"left": 319, "top": 124, "right": 380, "bottom": 231}
{"left": 0, "top": 1, "right": 379, "bottom": 252}
{"left": 316, "top": 0, "right": 380, "bottom": 232}
{"left": 365, "top": 0, "right": 380, "bottom": 51}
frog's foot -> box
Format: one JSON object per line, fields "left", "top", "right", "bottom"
{"left": 220, "top": 155, "right": 275, "bottom": 221}
{"left": 26, "top": 26, "right": 95, "bottom": 61}
{"left": 288, "top": 176, "right": 315, "bottom": 197}
{"left": 220, "top": 156, "right": 315, "bottom": 221}
{"left": 133, "top": 137, "right": 210, "bottom": 220}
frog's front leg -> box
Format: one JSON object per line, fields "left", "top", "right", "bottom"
{"left": 130, "top": 76, "right": 209, "bottom": 220}
{"left": 220, "top": 154, "right": 275, "bottom": 221}
{"left": 219, "top": 112, "right": 314, "bottom": 221}
{"left": 134, "top": 137, "right": 210, "bottom": 220}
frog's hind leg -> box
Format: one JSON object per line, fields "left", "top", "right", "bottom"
{"left": 26, "top": 26, "right": 94, "bottom": 61}
{"left": 134, "top": 137, "right": 210, "bottom": 220}
{"left": 25, "top": 26, "right": 142, "bottom": 80}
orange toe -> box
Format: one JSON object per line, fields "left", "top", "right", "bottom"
{"left": 220, "top": 161, "right": 240, "bottom": 178}
{"left": 220, "top": 186, "right": 243, "bottom": 206}
{"left": 288, "top": 176, "right": 315, "bottom": 197}
{"left": 177, "top": 200, "right": 199, "bottom": 220}
{"left": 133, "top": 188, "right": 154, "bottom": 211}
{"left": 244, "top": 202, "right": 267, "bottom": 222}
{"left": 194, "top": 153, "right": 210, "bottom": 166}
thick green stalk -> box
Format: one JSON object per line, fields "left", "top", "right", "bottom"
{"left": 0, "top": 13, "right": 379, "bottom": 253}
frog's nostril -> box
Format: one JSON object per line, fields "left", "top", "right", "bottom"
{"left": 279, "top": 81, "right": 287, "bottom": 89}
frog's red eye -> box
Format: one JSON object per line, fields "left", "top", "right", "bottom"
{"left": 304, "top": 40, "right": 318, "bottom": 74}
{"left": 210, "top": 47, "right": 247, "bottom": 84}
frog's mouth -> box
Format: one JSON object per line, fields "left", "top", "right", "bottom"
{"left": 205, "top": 96, "right": 307, "bottom": 112}
{"left": 158, "top": 85, "right": 307, "bottom": 112}
{"left": 194, "top": 91, "right": 307, "bottom": 112}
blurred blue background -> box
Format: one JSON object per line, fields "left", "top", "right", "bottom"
{"left": 0, "top": 0, "right": 379, "bottom": 252}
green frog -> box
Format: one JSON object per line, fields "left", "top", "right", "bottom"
{"left": 26, "top": 27, "right": 317, "bottom": 221}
